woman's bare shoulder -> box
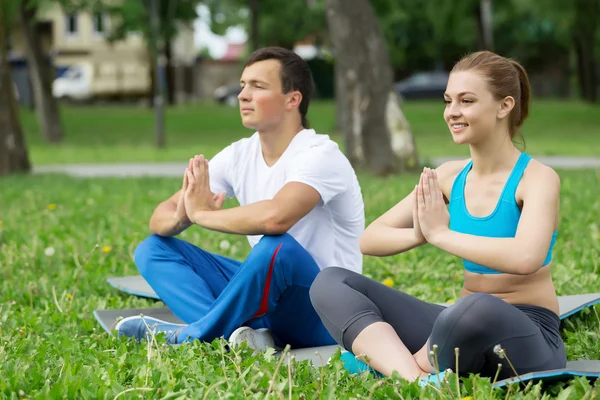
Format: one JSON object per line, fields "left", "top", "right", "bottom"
{"left": 434, "top": 159, "right": 471, "bottom": 197}
{"left": 519, "top": 158, "right": 561, "bottom": 198}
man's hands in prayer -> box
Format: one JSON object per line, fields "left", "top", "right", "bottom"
{"left": 174, "top": 158, "right": 192, "bottom": 226}
{"left": 184, "top": 155, "right": 226, "bottom": 224}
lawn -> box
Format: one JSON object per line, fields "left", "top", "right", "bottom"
{"left": 18, "top": 99, "right": 600, "bottom": 166}
{"left": 1, "top": 168, "right": 599, "bottom": 399}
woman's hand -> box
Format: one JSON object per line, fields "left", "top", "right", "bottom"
{"left": 416, "top": 167, "right": 450, "bottom": 244}
{"left": 412, "top": 181, "right": 426, "bottom": 244}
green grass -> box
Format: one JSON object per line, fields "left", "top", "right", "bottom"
{"left": 1, "top": 169, "right": 599, "bottom": 399}
{"left": 19, "top": 99, "right": 600, "bottom": 165}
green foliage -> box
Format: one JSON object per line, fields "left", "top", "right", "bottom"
{"left": 371, "top": 0, "right": 478, "bottom": 73}
{"left": 96, "top": 0, "right": 198, "bottom": 45}
{"left": 203, "top": 0, "right": 327, "bottom": 50}
{"left": 1, "top": 0, "right": 20, "bottom": 30}
{"left": 0, "top": 169, "right": 599, "bottom": 398}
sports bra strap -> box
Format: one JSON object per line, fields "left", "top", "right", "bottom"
{"left": 450, "top": 160, "right": 473, "bottom": 201}
{"left": 501, "top": 153, "right": 532, "bottom": 202}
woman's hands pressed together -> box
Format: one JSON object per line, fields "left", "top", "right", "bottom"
{"left": 415, "top": 167, "right": 450, "bottom": 245}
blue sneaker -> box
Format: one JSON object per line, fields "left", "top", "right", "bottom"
{"left": 419, "top": 370, "right": 446, "bottom": 387}
{"left": 340, "top": 351, "right": 385, "bottom": 378}
{"left": 114, "top": 315, "right": 185, "bottom": 344}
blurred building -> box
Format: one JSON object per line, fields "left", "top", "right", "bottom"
{"left": 8, "top": 3, "right": 195, "bottom": 105}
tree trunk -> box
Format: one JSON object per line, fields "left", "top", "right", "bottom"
{"left": 574, "top": 38, "right": 597, "bottom": 103}
{"left": 165, "top": 39, "right": 175, "bottom": 105}
{"left": 479, "top": 0, "right": 494, "bottom": 50}
{"left": 249, "top": 0, "right": 260, "bottom": 51}
{"left": 325, "top": 0, "right": 418, "bottom": 176}
{"left": 573, "top": 0, "right": 598, "bottom": 103}
{"left": 18, "top": 1, "right": 63, "bottom": 143}
{"left": 0, "top": 3, "right": 31, "bottom": 175}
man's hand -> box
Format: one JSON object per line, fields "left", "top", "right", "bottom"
{"left": 174, "top": 158, "right": 192, "bottom": 225}
{"left": 184, "top": 155, "right": 226, "bottom": 224}
{"left": 416, "top": 167, "right": 450, "bottom": 244}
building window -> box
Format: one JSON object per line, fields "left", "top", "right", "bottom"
{"left": 65, "top": 13, "right": 78, "bottom": 36}
{"left": 93, "top": 13, "right": 106, "bottom": 35}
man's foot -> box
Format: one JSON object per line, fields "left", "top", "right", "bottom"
{"left": 114, "top": 315, "right": 185, "bottom": 344}
{"left": 229, "top": 326, "right": 275, "bottom": 353}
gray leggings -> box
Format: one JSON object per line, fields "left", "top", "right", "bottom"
{"left": 309, "top": 267, "right": 566, "bottom": 379}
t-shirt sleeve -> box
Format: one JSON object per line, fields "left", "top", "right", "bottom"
{"left": 208, "top": 145, "right": 235, "bottom": 198}
{"left": 285, "top": 148, "right": 350, "bottom": 205}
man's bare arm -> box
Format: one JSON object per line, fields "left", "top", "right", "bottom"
{"left": 190, "top": 182, "right": 321, "bottom": 235}
{"left": 149, "top": 189, "right": 192, "bottom": 237}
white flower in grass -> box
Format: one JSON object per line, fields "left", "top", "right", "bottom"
{"left": 219, "top": 240, "right": 231, "bottom": 251}
{"left": 493, "top": 344, "right": 505, "bottom": 359}
{"left": 44, "top": 247, "right": 55, "bottom": 257}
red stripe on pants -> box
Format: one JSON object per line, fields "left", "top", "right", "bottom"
{"left": 251, "top": 243, "right": 282, "bottom": 319}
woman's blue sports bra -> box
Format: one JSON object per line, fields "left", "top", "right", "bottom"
{"left": 448, "top": 152, "right": 558, "bottom": 274}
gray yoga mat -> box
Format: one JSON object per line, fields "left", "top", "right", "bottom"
{"left": 493, "top": 359, "right": 600, "bottom": 388}
{"left": 107, "top": 276, "right": 159, "bottom": 299}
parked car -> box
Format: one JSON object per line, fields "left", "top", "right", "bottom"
{"left": 53, "top": 62, "right": 151, "bottom": 102}
{"left": 214, "top": 83, "right": 241, "bottom": 106}
{"left": 393, "top": 71, "right": 449, "bottom": 100}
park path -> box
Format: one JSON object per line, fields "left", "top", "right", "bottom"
{"left": 33, "top": 156, "right": 600, "bottom": 178}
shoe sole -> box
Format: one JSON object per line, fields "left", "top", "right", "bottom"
{"left": 229, "top": 327, "right": 275, "bottom": 353}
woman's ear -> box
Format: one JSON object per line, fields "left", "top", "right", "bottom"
{"left": 498, "top": 96, "right": 515, "bottom": 120}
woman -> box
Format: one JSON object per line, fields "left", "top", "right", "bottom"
{"left": 309, "top": 50, "right": 566, "bottom": 383}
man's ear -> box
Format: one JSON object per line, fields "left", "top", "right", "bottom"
{"left": 286, "top": 91, "right": 303, "bottom": 110}
{"left": 498, "top": 96, "right": 515, "bottom": 120}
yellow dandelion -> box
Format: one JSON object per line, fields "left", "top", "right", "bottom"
{"left": 66, "top": 293, "right": 73, "bottom": 299}
{"left": 436, "top": 287, "right": 442, "bottom": 292}
{"left": 461, "top": 397, "right": 473, "bottom": 400}
{"left": 102, "top": 246, "right": 112, "bottom": 253}
{"left": 382, "top": 278, "right": 394, "bottom": 287}
{"left": 446, "top": 299, "right": 456, "bottom": 304}
{"left": 47, "top": 203, "right": 57, "bottom": 211}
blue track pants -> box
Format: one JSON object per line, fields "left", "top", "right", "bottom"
{"left": 134, "top": 233, "right": 336, "bottom": 348}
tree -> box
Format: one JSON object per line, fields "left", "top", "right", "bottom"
{"left": 479, "top": 0, "right": 494, "bottom": 50}
{"left": 101, "top": 0, "right": 199, "bottom": 147}
{"left": 515, "top": 0, "right": 599, "bottom": 103}
{"left": 0, "top": 1, "right": 31, "bottom": 175}
{"left": 205, "top": 0, "right": 327, "bottom": 51}
{"left": 571, "top": 0, "right": 599, "bottom": 103}
{"left": 325, "top": 0, "right": 418, "bottom": 176}
{"left": 18, "top": 0, "right": 64, "bottom": 143}
{"left": 248, "top": 0, "right": 259, "bottom": 51}
{"left": 105, "top": 0, "right": 199, "bottom": 106}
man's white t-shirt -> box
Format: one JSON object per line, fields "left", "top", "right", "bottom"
{"left": 208, "top": 129, "right": 364, "bottom": 273}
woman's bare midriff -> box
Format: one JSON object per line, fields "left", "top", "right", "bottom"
{"left": 461, "top": 264, "right": 560, "bottom": 316}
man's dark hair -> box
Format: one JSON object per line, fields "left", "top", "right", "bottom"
{"left": 244, "top": 46, "right": 315, "bottom": 128}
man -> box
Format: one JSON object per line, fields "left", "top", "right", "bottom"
{"left": 116, "top": 47, "right": 364, "bottom": 351}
